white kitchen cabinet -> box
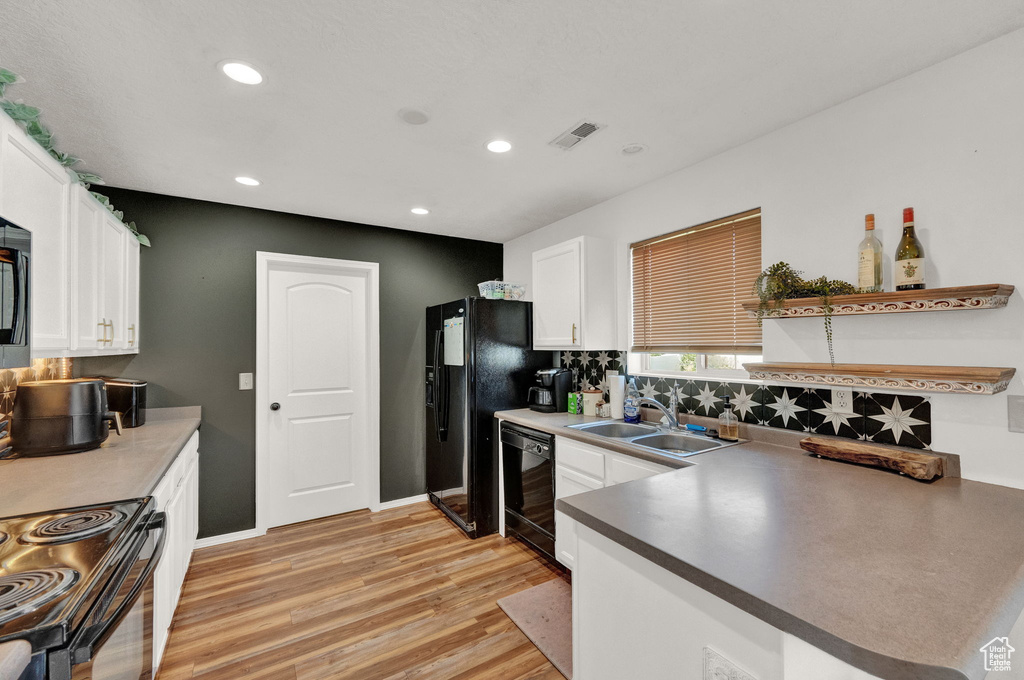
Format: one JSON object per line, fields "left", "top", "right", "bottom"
{"left": 553, "top": 436, "right": 671, "bottom": 570}
{"left": 153, "top": 431, "right": 200, "bottom": 676}
{"left": 124, "top": 235, "right": 140, "bottom": 351}
{"left": 531, "top": 236, "right": 616, "bottom": 350}
{"left": 0, "top": 114, "right": 72, "bottom": 355}
{"left": 69, "top": 183, "right": 138, "bottom": 355}
{"left": 100, "top": 211, "right": 127, "bottom": 349}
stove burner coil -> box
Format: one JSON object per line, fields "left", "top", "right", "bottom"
{"left": 0, "top": 568, "right": 79, "bottom": 625}
{"left": 22, "top": 509, "right": 127, "bottom": 544}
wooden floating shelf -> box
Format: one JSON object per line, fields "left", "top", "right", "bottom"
{"left": 744, "top": 362, "right": 1016, "bottom": 395}
{"left": 739, "top": 284, "right": 1014, "bottom": 318}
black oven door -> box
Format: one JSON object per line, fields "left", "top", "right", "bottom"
{"left": 46, "top": 512, "right": 166, "bottom": 680}
{"left": 0, "top": 220, "right": 30, "bottom": 368}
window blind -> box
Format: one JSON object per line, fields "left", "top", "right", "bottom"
{"left": 631, "top": 209, "right": 762, "bottom": 353}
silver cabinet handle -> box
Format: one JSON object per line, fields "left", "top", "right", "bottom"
{"left": 128, "top": 324, "right": 136, "bottom": 347}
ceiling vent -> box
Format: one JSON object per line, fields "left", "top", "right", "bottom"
{"left": 549, "top": 120, "right": 606, "bottom": 150}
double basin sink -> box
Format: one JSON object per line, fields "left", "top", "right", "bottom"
{"left": 567, "top": 421, "right": 742, "bottom": 458}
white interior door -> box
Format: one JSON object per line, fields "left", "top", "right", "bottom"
{"left": 259, "top": 254, "right": 379, "bottom": 529}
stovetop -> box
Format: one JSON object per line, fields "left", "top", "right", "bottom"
{"left": 0, "top": 498, "right": 151, "bottom": 651}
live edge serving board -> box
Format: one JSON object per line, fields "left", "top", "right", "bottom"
{"left": 744, "top": 362, "right": 1016, "bottom": 395}
{"left": 739, "top": 284, "right": 1014, "bottom": 318}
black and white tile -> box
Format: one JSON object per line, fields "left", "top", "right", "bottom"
{"left": 863, "top": 393, "right": 931, "bottom": 450}
{"left": 559, "top": 350, "right": 624, "bottom": 400}
{"left": 802, "top": 388, "right": 865, "bottom": 440}
{"left": 718, "top": 382, "right": 763, "bottom": 425}
{"left": 760, "top": 385, "right": 808, "bottom": 431}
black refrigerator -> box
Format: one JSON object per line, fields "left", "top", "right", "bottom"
{"left": 426, "top": 298, "right": 550, "bottom": 538}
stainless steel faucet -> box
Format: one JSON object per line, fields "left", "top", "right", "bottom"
{"left": 639, "top": 394, "right": 680, "bottom": 430}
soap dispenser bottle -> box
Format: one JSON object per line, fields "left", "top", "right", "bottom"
{"left": 623, "top": 379, "right": 641, "bottom": 424}
{"left": 718, "top": 395, "right": 739, "bottom": 441}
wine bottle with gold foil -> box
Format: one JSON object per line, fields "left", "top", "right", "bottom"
{"left": 857, "top": 214, "right": 883, "bottom": 293}
{"left": 895, "top": 207, "right": 925, "bottom": 291}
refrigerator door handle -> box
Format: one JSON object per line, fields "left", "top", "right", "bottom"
{"left": 434, "top": 329, "right": 448, "bottom": 442}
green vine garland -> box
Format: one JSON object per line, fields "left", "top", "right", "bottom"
{"left": 0, "top": 68, "right": 149, "bottom": 246}
{"left": 753, "top": 262, "right": 857, "bottom": 365}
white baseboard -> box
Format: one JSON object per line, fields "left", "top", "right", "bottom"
{"left": 195, "top": 528, "right": 262, "bottom": 549}
{"left": 374, "top": 494, "right": 429, "bottom": 511}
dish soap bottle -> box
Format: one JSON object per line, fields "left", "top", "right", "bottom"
{"left": 718, "top": 395, "right": 739, "bottom": 442}
{"left": 623, "top": 378, "right": 641, "bottom": 424}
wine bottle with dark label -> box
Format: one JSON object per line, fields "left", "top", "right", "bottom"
{"left": 895, "top": 207, "right": 925, "bottom": 290}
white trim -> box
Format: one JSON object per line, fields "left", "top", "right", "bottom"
{"left": 195, "top": 528, "right": 262, "bottom": 549}
{"left": 255, "top": 251, "right": 382, "bottom": 534}
{"left": 374, "top": 494, "right": 429, "bottom": 511}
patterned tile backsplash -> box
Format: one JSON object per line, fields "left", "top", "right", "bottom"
{"left": 560, "top": 351, "right": 933, "bottom": 450}
{"left": 0, "top": 358, "right": 74, "bottom": 423}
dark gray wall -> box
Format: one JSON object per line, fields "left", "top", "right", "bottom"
{"left": 76, "top": 188, "right": 502, "bottom": 538}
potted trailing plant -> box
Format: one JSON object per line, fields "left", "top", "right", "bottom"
{"left": 752, "top": 262, "right": 857, "bottom": 365}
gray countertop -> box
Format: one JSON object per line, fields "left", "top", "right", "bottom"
{"left": 496, "top": 408, "right": 1024, "bottom": 680}
{"left": 0, "top": 407, "right": 201, "bottom": 517}
{"left": 0, "top": 641, "right": 29, "bottom": 680}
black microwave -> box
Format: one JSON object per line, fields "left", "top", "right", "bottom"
{"left": 0, "top": 216, "right": 30, "bottom": 368}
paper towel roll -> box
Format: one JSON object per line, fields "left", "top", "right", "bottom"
{"left": 608, "top": 371, "right": 626, "bottom": 420}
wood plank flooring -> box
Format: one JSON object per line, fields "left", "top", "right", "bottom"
{"left": 158, "top": 502, "right": 565, "bottom": 680}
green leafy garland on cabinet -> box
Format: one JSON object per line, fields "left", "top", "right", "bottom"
{"left": 0, "top": 68, "right": 150, "bottom": 246}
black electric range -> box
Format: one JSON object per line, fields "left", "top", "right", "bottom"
{"left": 0, "top": 498, "right": 165, "bottom": 680}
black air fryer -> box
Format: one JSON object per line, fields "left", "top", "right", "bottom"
{"left": 12, "top": 379, "right": 122, "bottom": 456}
{"left": 100, "top": 377, "right": 148, "bottom": 428}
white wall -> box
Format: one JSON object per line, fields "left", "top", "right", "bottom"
{"left": 504, "top": 28, "right": 1024, "bottom": 488}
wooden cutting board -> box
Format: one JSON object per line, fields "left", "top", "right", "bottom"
{"left": 800, "top": 436, "right": 944, "bottom": 480}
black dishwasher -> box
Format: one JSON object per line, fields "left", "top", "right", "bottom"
{"left": 501, "top": 422, "right": 556, "bottom": 561}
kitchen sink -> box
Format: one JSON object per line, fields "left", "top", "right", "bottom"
{"left": 629, "top": 433, "right": 723, "bottom": 454}
{"left": 568, "top": 422, "right": 658, "bottom": 438}
{"left": 568, "top": 420, "right": 742, "bottom": 458}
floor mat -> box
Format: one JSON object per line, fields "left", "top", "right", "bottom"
{"left": 497, "top": 577, "right": 572, "bottom": 679}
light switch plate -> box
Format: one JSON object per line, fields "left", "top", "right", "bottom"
{"left": 704, "top": 646, "right": 757, "bottom": 680}
{"left": 831, "top": 388, "right": 855, "bottom": 415}
{"left": 1009, "top": 395, "right": 1024, "bottom": 433}
{"left": 239, "top": 373, "right": 253, "bottom": 391}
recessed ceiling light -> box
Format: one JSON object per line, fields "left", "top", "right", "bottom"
{"left": 220, "top": 61, "right": 264, "bottom": 85}
{"left": 235, "top": 176, "right": 261, "bottom": 186}
{"left": 621, "top": 143, "right": 647, "bottom": 155}
{"left": 486, "top": 140, "right": 512, "bottom": 153}
{"left": 411, "top": 207, "right": 430, "bottom": 215}
{"left": 398, "top": 108, "right": 430, "bottom": 125}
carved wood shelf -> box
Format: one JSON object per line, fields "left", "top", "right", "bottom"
{"left": 739, "top": 284, "right": 1014, "bottom": 318}
{"left": 744, "top": 362, "right": 1016, "bottom": 395}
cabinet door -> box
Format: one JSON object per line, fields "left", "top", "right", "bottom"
{"left": 554, "top": 463, "right": 603, "bottom": 570}
{"left": 0, "top": 116, "right": 72, "bottom": 354}
{"left": 605, "top": 452, "right": 671, "bottom": 487}
{"left": 532, "top": 238, "right": 582, "bottom": 349}
{"left": 71, "top": 186, "right": 106, "bottom": 351}
{"left": 99, "top": 213, "right": 127, "bottom": 350}
{"left": 124, "top": 235, "right": 140, "bottom": 351}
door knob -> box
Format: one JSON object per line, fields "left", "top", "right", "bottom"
{"left": 270, "top": 402, "right": 281, "bottom": 411}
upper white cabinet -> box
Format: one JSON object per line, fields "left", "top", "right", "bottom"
{"left": 69, "top": 184, "right": 139, "bottom": 355}
{"left": 0, "top": 107, "right": 141, "bottom": 360}
{"left": 0, "top": 114, "right": 72, "bottom": 354}
{"left": 531, "top": 236, "right": 616, "bottom": 350}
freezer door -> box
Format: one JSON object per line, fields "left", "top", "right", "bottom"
{"left": 426, "top": 300, "right": 473, "bottom": 531}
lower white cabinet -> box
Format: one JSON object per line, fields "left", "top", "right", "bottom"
{"left": 554, "top": 436, "right": 671, "bottom": 570}
{"left": 152, "top": 431, "right": 200, "bottom": 676}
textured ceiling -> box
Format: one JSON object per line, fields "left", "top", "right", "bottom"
{"left": 2, "top": 1, "right": 1023, "bottom": 242}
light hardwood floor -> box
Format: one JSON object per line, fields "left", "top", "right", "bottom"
{"left": 157, "top": 502, "right": 565, "bottom": 679}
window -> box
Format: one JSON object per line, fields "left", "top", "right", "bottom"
{"left": 630, "top": 209, "right": 762, "bottom": 377}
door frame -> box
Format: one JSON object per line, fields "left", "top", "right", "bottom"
{"left": 255, "top": 251, "right": 381, "bottom": 535}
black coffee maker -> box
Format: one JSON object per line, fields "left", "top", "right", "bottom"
{"left": 528, "top": 368, "right": 572, "bottom": 413}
